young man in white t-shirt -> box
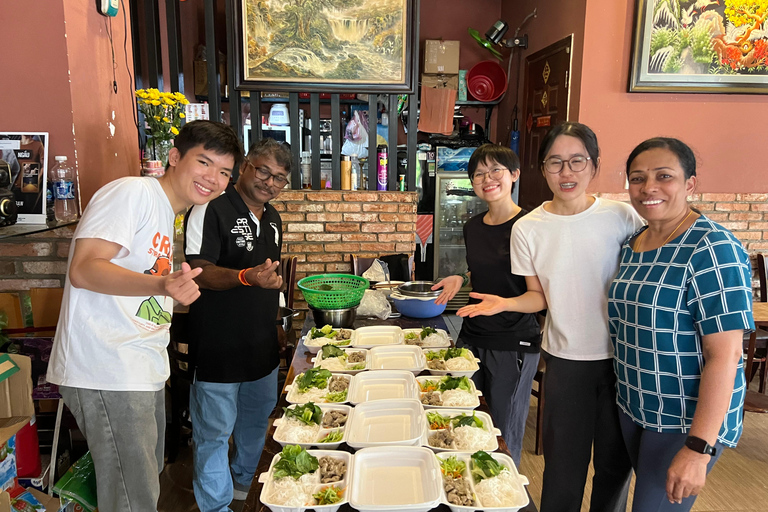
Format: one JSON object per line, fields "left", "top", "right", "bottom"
{"left": 47, "top": 120, "right": 242, "bottom": 512}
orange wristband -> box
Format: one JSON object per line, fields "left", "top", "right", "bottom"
{"left": 238, "top": 268, "right": 252, "bottom": 286}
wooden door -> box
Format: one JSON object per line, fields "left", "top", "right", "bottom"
{"left": 519, "top": 36, "right": 573, "bottom": 211}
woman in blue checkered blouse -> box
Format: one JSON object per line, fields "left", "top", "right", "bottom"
{"left": 608, "top": 138, "right": 755, "bottom": 511}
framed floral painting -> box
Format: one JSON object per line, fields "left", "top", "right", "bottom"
{"left": 231, "top": 0, "right": 419, "bottom": 93}
{"left": 629, "top": 0, "right": 768, "bottom": 93}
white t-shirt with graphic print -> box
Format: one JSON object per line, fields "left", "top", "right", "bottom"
{"left": 47, "top": 177, "right": 176, "bottom": 391}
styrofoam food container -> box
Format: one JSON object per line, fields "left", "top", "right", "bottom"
{"left": 312, "top": 348, "right": 369, "bottom": 374}
{"left": 423, "top": 348, "right": 481, "bottom": 378}
{"left": 258, "top": 449, "right": 352, "bottom": 512}
{"left": 303, "top": 327, "right": 355, "bottom": 354}
{"left": 369, "top": 345, "right": 426, "bottom": 374}
{"left": 423, "top": 409, "right": 501, "bottom": 452}
{"left": 350, "top": 326, "right": 404, "bottom": 348}
{"left": 347, "top": 370, "right": 420, "bottom": 405}
{"left": 285, "top": 373, "right": 351, "bottom": 405}
{"left": 436, "top": 451, "right": 529, "bottom": 512}
{"left": 273, "top": 404, "right": 352, "bottom": 449}
{"left": 349, "top": 446, "right": 442, "bottom": 512}
{"left": 403, "top": 328, "right": 452, "bottom": 348}
{"left": 416, "top": 375, "right": 481, "bottom": 410}
{"left": 346, "top": 399, "right": 426, "bottom": 449}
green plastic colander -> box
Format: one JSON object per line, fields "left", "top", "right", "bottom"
{"left": 298, "top": 274, "right": 370, "bottom": 310}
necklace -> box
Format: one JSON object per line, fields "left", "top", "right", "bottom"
{"left": 635, "top": 209, "right": 694, "bottom": 251}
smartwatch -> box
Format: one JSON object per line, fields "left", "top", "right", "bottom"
{"left": 685, "top": 436, "right": 717, "bottom": 456}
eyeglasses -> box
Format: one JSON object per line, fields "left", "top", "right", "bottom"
{"left": 542, "top": 156, "right": 591, "bottom": 174}
{"left": 247, "top": 161, "right": 289, "bottom": 187}
{"left": 471, "top": 167, "right": 508, "bottom": 185}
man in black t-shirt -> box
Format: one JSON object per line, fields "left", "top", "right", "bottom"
{"left": 184, "top": 139, "right": 292, "bottom": 512}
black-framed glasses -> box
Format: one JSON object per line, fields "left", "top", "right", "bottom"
{"left": 247, "top": 161, "right": 289, "bottom": 187}
{"left": 471, "top": 167, "right": 508, "bottom": 185}
{"left": 542, "top": 156, "right": 591, "bottom": 174}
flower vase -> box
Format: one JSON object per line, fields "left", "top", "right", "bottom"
{"left": 147, "top": 138, "right": 173, "bottom": 167}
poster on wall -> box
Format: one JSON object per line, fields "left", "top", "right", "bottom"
{"left": 0, "top": 132, "right": 49, "bottom": 224}
{"left": 630, "top": 0, "right": 768, "bottom": 93}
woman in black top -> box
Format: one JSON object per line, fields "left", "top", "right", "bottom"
{"left": 433, "top": 144, "right": 540, "bottom": 466}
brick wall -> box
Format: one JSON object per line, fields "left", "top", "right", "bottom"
{"left": 0, "top": 226, "right": 74, "bottom": 292}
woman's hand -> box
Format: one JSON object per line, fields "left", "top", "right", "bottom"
{"left": 666, "top": 447, "right": 710, "bottom": 504}
{"left": 432, "top": 275, "right": 463, "bottom": 305}
{"left": 456, "top": 292, "right": 510, "bottom": 318}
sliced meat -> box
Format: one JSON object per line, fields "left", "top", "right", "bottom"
{"left": 444, "top": 475, "right": 475, "bottom": 506}
{"left": 428, "top": 360, "right": 447, "bottom": 370}
{"left": 319, "top": 456, "right": 346, "bottom": 483}
{"left": 322, "top": 410, "right": 348, "bottom": 428}
{"left": 421, "top": 391, "right": 443, "bottom": 406}
{"left": 347, "top": 351, "right": 366, "bottom": 363}
{"left": 337, "top": 329, "right": 352, "bottom": 340}
{"left": 429, "top": 429, "right": 455, "bottom": 449}
{"left": 328, "top": 375, "right": 349, "bottom": 393}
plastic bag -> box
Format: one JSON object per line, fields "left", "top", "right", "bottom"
{"left": 361, "top": 259, "right": 389, "bottom": 282}
{"left": 356, "top": 289, "right": 391, "bottom": 320}
{"left": 53, "top": 452, "right": 98, "bottom": 512}
{"left": 342, "top": 110, "right": 369, "bottom": 157}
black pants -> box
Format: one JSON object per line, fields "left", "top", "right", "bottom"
{"left": 540, "top": 353, "right": 632, "bottom": 512}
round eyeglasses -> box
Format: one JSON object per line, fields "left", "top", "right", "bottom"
{"left": 247, "top": 161, "right": 289, "bottom": 187}
{"left": 471, "top": 167, "right": 508, "bottom": 185}
{"left": 542, "top": 156, "right": 591, "bottom": 174}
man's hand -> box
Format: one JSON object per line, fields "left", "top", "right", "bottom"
{"left": 164, "top": 262, "right": 204, "bottom": 305}
{"left": 245, "top": 258, "right": 283, "bottom": 289}
{"left": 666, "top": 447, "right": 710, "bottom": 504}
{"left": 456, "top": 292, "right": 510, "bottom": 318}
{"left": 432, "top": 275, "right": 463, "bottom": 305}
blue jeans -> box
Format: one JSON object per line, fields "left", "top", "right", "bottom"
{"left": 190, "top": 367, "right": 279, "bottom": 512}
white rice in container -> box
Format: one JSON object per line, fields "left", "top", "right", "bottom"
{"left": 440, "top": 389, "right": 477, "bottom": 407}
{"left": 474, "top": 470, "right": 524, "bottom": 507}
{"left": 445, "top": 357, "right": 476, "bottom": 371}
{"left": 278, "top": 417, "right": 321, "bottom": 443}
{"left": 266, "top": 473, "right": 317, "bottom": 506}
{"left": 453, "top": 425, "right": 494, "bottom": 451}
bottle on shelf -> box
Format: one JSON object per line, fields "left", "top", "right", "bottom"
{"left": 300, "top": 151, "right": 311, "bottom": 189}
{"left": 340, "top": 155, "right": 352, "bottom": 190}
{"left": 350, "top": 154, "right": 361, "bottom": 191}
{"left": 376, "top": 145, "right": 388, "bottom": 191}
{"left": 51, "top": 156, "right": 78, "bottom": 222}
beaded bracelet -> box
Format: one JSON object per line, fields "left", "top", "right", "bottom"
{"left": 238, "top": 268, "right": 253, "bottom": 286}
{"left": 457, "top": 272, "right": 470, "bottom": 287}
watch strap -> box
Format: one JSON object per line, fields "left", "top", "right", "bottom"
{"left": 685, "top": 435, "right": 716, "bottom": 456}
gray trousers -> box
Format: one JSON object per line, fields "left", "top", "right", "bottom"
{"left": 457, "top": 340, "right": 539, "bottom": 467}
{"left": 60, "top": 386, "right": 165, "bottom": 512}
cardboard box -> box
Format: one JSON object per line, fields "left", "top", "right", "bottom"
{"left": 193, "top": 59, "right": 227, "bottom": 97}
{"left": 421, "top": 73, "right": 458, "bottom": 90}
{"left": 0, "top": 354, "right": 34, "bottom": 491}
{"left": 0, "top": 485, "right": 60, "bottom": 512}
{"left": 424, "top": 40, "right": 460, "bottom": 75}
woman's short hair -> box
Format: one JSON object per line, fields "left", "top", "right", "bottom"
{"left": 626, "top": 137, "right": 697, "bottom": 179}
{"left": 467, "top": 144, "right": 521, "bottom": 192}
{"left": 538, "top": 122, "right": 600, "bottom": 176}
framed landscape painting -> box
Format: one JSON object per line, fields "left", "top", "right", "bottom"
{"left": 629, "top": 0, "right": 768, "bottom": 93}
{"left": 232, "top": 0, "right": 419, "bottom": 93}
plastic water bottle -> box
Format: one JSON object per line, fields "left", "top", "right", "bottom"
{"left": 300, "top": 151, "right": 311, "bottom": 189}
{"left": 52, "top": 156, "right": 78, "bottom": 222}
{"left": 350, "top": 154, "right": 361, "bottom": 191}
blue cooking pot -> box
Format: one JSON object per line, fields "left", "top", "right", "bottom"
{"left": 391, "top": 292, "right": 447, "bottom": 318}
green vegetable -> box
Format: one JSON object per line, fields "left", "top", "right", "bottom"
{"left": 319, "top": 430, "right": 344, "bottom": 443}
{"left": 310, "top": 325, "right": 338, "bottom": 339}
{"left": 349, "top": 363, "right": 365, "bottom": 370}
{"left": 404, "top": 332, "right": 419, "bottom": 340}
{"left": 313, "top": 485, "right": 344, "bottom": 505}
{"left": 419, "top": 379, "right": 440, "bottom": 392}
{"left": 283, "top": 403, "right": 322, "bottom": 426}
{"left": 444, "top": 347, "right": 473, "bottom": 361}
{"left": 440, "top": 376, "right": 472, "bottom": 393}
{"left": 325, "top": 390, "right": 348, "bottom": 402}
{"left": 470, "top": 450, "right": 507, "bottom": 483}
{"left": 420, "top": 327, "right": 438, "bottom": 339}
{"left": 296, "top": 369, "right": 332, "bottom": 392}
{"left": 451, "top": 413, "right": 484, "bottom": 429}
{"left": 427, "top": 411, "right": 451, "bottom": 430}
{"left": 321, "top": 345, "right": 347, "bottom": 359}
{"left": 272, "top": 445, "right": 319, "bottom": 480}
{"left": 439, "top": 455, "right": 466, "bottom": 478}
{"left": 425, "top": 349, "right": 446, "bottom": 361}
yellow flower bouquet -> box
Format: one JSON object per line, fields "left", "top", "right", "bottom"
{"left": 136, "top": 88, "right": 189, "bottom": 163}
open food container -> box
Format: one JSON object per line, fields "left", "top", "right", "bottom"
{"left": 423, "top": 409, "right": 500, "bottom": 453}
{"left": 369, "top": 345, "right": 426, "bottom": 374}
{"left": 436, "top": 451, "right": 530, "bottom": 512}
{"left": 258, "top": 448, "right": 353, "bottom": 512}
{"left": 273, "top": 404, "right": 352, "bottom": 449}
{"left": 350, "top": 325, "right": 404, "bottom": 348}
{"left": 349, "top": 446, "right": 442, "bottom": 512}
{"left": 312, "top": 347, "right": 369, "bottom": 374}
{"left": 416, "top": 375, "right": 481, "bottom": 410}
{"left": 285, "top": 371, "right": 352, "bottom": 405}
{"left": 403, "top": 327, "right": 452, "bottom": 348}
{"left": 303, "top": 326, "right": 355, "bottom": 354}
{"left": 424, "top": 348, "right": 481, "bottom": 378}
{"left": 346, "top": 399, "right": 426, "bottom": 449}
{"left": 347, "top": 370, "right": 420, "bottom": 405}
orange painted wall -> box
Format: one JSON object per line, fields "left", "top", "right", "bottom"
{"left": 579, "top": 0, "right": 768, "bottom": 194}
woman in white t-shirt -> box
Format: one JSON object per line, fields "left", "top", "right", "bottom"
{"left": 459, "top": 122, "right": 643, "bottom": 511}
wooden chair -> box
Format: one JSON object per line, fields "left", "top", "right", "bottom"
{"left": 279, "top": 256, "right": 298, "bottom": 309}
{"left": 745, "top": 253, "right": 768, "bottom": 393}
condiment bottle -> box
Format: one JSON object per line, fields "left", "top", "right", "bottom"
{"left": 340, "top": 156, "right": 352, "bottom": 190}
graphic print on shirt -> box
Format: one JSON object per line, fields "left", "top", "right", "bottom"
{"left": 232, "top": 217, "right": 254, "bottom": 252}
{"left": 135, "top": 231, "right": 173, "bottom": 328}
{"left": 270, "top": 222, "right": 279, "bottom": 246}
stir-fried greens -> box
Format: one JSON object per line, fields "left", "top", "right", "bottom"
{"left": 283, "top": 403, "right": 322, "bottom": 426}
{"left": 319, "top": 430, "right": 344, "bottom": 443}
{"left": 440, "top": 376, "right": 472, "bottom": 392}
{"left": 272, "top": 445, "right": 319, "bottom": 480}
{"left": 439, "top": 455, "right": 467, "bottom": 479}
{"left": 427, "top": 411, "right": 451, "bottom": 430}
{"left": 321, "top": 345, "right": 347, "bottom": 360}
{"left": 451, "top": 413, "right": 484, "bottom": 429}
{"left": 313, "top": 485, "right": 344, "bottom": 505}
{"left": 296, "top": 369, "right": 332, "bottom": 392}
{"left": 470, "top": 450, "right": 507, "bottom": 483}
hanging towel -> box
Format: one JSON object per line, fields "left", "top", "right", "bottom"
{"left": 418, "top": 86, "right": 456, "bottom": 135}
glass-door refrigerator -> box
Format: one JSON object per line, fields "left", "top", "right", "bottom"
{"left": 433, "top": 172, "right": 487, "bottom": 309}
